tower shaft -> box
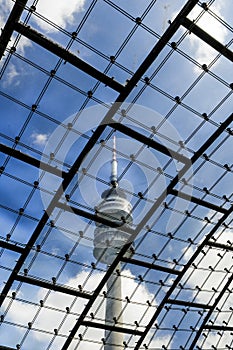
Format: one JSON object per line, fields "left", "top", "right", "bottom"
{"left": 105, "top": 262, "right": 123, "bottom": 350}
{"left": 93, "top": 137, "right": 133, "bottom": 349}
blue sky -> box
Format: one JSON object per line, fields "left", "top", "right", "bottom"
{"left": 0, "top": 0, "right": 233, "bottom": 349}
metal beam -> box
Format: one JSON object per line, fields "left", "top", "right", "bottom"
{"left": 206, "top": 241, "right": 233, "bottom": 252}
{"left": 14, "top": 22, "right": 124, "bottom": 93}
{"left": 121, "top": 257, "right": 180, "bottom": 275}
{"left": 57, "top": 202, "right": 134, "bottom": 233}
{"left": 204, "top": 325, "right": 233, "bottom": 331}
{"left": 170, "top": 189, "right": 228, "bottom": 214}
{"left": 15, "top": 274, "right": 91, "bottom": 299}
{"left": 181, "top": 17, "right": 233, "bottom": 62}
{"left": 0, "top": 240, "right": 24, "bottom": 254}
{"left": 0, "top": 143, "right": 65, "bottom": 178}
{"left": 112, "top": 122, "right": 189, "bottom": 163}
{"left": 82, "top": 320, "right": 143, "bottom": 336}
{"left": 167, "top": 299, "right": 212, "bottom": 309}
{"left": 0, "top": 0, "right": 28, "bottom": 60}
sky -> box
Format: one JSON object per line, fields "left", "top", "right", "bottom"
{"left": 0, "top": 0, "right": 233, "bottom": 349}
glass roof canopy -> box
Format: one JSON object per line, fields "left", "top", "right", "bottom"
{"left": 0, "top": 0, "right": 233, "bottom": 349}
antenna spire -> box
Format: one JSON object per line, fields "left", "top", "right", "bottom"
{"left": 110, "top": 135, "right": 118, "bottom": 187}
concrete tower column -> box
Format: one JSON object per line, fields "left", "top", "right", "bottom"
{"left": 104, "top": 262, "right": 123, "bottom": 350}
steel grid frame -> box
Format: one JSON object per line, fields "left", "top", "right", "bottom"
{"left": 0, "top": 0, "right": 233, "bottom": 349}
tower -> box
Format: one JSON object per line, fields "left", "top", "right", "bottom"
{"left": 93, "top": 137, "right": 133, "bottom": 349}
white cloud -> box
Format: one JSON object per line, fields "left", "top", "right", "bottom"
{"left": 200, "top": 332, "right": 233, "bottom": 349}
{"left": 3, "top": 269, "right": 171, "bottom": 349}
{"left": 0, "top": 0, "right": 84, "bottom": 86}
{"left": 31, "top": 132, "right": 49, "bottom": 146}
{"left": 0, "top": 0, "right": 13, "bottom": 29}
{"left": 0, "top": 0, "right": 84, "bottom": 33}
{"left": 1, "top": 40, "right": 33, "bottom": 86}
{"left": 182, "top": 228, "right": 233, "bottom": 302}
{"left": 16, "top": 36, "right": 33, "bottom": 56}
{"left": 2, "top": 63, "right": 20, "bottom": 87}
{"left": 34, "top": 0, "right": 85, "bottom": 33}
{"left": 187, "top": 4, "right": 228, "bottom": 68}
